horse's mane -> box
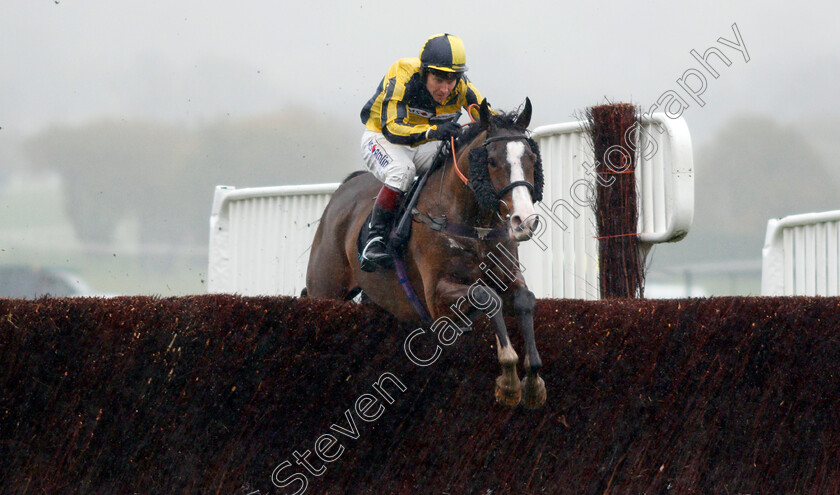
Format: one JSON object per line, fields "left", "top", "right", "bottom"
{"left": 454, "top": 111, "right": 525, "bottom": 152}
{"left": 342, "top": 170, "right": 368, "bottom": 184}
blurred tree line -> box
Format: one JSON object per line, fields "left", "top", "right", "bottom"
{"left": 693, "top": 114, "right": 839, "bottom": 256}
{"left": 23, "top": 109, "right": 358, "bottom": 245}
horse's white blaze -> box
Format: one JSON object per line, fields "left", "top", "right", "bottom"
{"left": 506, "top": 141, "right": 537, "bottom": 240}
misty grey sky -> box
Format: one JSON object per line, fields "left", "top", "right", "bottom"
{"left": 3, "top": 0, "right": 839, "bottom": 144}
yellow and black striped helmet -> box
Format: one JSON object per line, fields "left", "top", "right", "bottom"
{"left": 419, "top": 33, "right": 468, "bottom": 74}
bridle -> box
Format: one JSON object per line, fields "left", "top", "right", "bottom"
{"left": 410, "top": 131, "right": 535, "bottom": 241}
{"left": 449, "top": 132, "right": 538, "bottom": 216}
{"left": 478, "top": 134, "right": 537, "bottom": 202}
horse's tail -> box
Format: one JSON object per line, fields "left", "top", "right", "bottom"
{"left": 342, "top": 170, "right": 368, "bottom": 184}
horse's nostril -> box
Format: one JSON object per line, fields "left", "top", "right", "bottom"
{"left": 525, "top": 216, "right": 538, "bottom": 232}
{"left": 510, "top": 214, "right": 537, "bottom": 234}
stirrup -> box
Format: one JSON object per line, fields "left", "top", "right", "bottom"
{"left": 359, "top": 236, "right": 393, "bottom": 271}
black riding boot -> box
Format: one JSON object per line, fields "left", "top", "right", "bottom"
{"left": 360, "top": 203, "right": 397, "bottom": 272}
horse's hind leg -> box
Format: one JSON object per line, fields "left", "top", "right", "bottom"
{"left": 514, "top": 288, "right": 546, "bottom": 409}
{"left": 305, "top": 240, "right": 354, "bottom": 300}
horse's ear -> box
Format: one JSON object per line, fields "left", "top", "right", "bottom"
{"left": 515, "top": 97, "right": 532, "bottom": 129}
{"left": 479, "top": 98, "right": 492, "bottom": 127}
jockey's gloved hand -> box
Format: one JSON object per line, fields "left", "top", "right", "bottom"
{"left": 426, "top": 121, "right": 461, "bottom": 141}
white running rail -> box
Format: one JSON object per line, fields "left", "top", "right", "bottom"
{"left": 208, "top": 184, "right": 338, "bottom": 296}
{"left": 761, "top": 210, "right": 840, "bottom": 296}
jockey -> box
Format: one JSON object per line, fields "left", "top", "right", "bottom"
{"left": 359, "top": 33, "right": 492, "bottom": 272}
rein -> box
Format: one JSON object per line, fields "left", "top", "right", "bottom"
{"left": 450, "top": 135, "right": 470, "bottom": 186}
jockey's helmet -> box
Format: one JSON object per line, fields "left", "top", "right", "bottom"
{"left": 419, "top": 34, "right": 468, "bottom": 75}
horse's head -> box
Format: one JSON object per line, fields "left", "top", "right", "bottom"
{"left": 465, "top": 98, "right": 544, "bottom": 241}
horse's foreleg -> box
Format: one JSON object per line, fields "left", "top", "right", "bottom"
{"left": 432, "top": 280, "right": 521, "bottom": 407}
{"left": 476, "top": 284, "right": 521, "bottom": 407}
{"left": 514, "top": 288, "right": 545, "bottom": 409}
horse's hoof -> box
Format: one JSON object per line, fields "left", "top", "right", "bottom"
{"left": 521, "top": 375, "right": 546, "bottom": 409}
{"left": 495, "top": 374, "right": 522, "bottom": 408}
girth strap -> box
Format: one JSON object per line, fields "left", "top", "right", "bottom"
{"left": 387, "top": 244, "right": 432, "bottom": 323}
{"left": 412, "top": 208, "right": 508, "bottom": 241}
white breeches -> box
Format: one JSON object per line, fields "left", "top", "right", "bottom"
{"left": 360, "top": 130, "right": 441, "bottom": 192}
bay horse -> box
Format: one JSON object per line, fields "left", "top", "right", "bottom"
{"left": 306, "top": 98, "right": 546, "bottom": 409}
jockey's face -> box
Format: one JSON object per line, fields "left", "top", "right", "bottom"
{"left": 425, "top": 72, "right": 458, "bottom": 104}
